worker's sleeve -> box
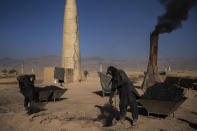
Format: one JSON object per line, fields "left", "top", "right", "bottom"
{"left": 109, "top": 79, "right": 117, "bottom": 100}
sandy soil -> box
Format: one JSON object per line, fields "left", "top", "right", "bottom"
{"left": 0, "top": 72, "right": 197, "bottom": 131}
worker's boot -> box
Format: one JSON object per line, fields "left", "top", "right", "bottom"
{"left": 119, "top": 109, "right": 126, "bottom": 123}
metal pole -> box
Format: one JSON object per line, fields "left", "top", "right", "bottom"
{"left": 21, "top": 61, "right": 24, "bottom": 74}
{"left": 115, "top": 91, "right": 117, "bottom": 109}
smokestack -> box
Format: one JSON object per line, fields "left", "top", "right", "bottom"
{"left": 154, "top": 0, "right": 196, "bottom": 34}
{"left": 62, "top": 0, "right": 81, "bottom": 82}
{"left": 149, "top": 32, "right": 159, "bottom": 68}
{"left": 142, "top": 0, "right": 196, "bottom": 90}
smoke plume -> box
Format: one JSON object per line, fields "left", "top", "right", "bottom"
{"left": 153, "top": 0, "right": 196, "bottom": 34}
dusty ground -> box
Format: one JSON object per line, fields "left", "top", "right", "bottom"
{"left": 0, "top": 71, "right": 197, "bottom": 131}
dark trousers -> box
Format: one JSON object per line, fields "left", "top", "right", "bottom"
{"left": 119, "top": 90, "right": 138, "bottom": 120}
{"left": 24, "top": 98, "right": 29, "bottom": 108}
{"left": 23, "top": 88, "right": 36, "bottom": 109}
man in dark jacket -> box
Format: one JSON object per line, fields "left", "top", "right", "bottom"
{"left": 107, "top": 66, "right": 140, "bottom": 123}
{"left": 17, "top": 75, "right": 36, "bottom": 110}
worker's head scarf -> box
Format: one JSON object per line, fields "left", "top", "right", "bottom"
{"left": 106, "top": 66, "right": 117, "bottom": 78}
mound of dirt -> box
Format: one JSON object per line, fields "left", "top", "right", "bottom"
{"left": 142, "top": 83, "right": 185, "bottom": 101}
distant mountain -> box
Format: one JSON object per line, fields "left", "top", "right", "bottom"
{"left": 0, "top": 55, "right": 61, "bottom": 73}
{"left": 82, "top": 57, "right": 197, "bottom": 71}
{"left": 0, "top": 56, "right": 197, "bottom": 72}
{"left": 0, "top": 58, "right": 21, "bottom": 71}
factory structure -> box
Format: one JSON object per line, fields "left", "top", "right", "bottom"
{"left": 61, "top": 0, "right": 81, "bottom": 82}
{"left": 44, "top": 0, "right": 81, "bottom": 84}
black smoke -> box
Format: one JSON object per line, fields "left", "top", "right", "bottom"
{"left": 153, "top": 0, "right": 196, "bottom": 34}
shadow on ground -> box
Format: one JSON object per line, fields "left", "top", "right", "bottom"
{"left": 95, "top": 104, "right": 120, "bottom": 127}
{"left": 177, "top": 118, "right": 197, "bottom": 130}
{"left": 27, "top": 102, "right": 47, "bottom": 115}
{"left": 92, "top": 91, "right": 110, "bottom": 97}
{"left": 27, "top": 97, "right": 68, "bottom": 115}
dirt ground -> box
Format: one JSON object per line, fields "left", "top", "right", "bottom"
{"left": 0, "top": 71, "right": 197, "bottom": 131}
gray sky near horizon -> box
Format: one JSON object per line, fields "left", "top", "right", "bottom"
{"left": 0, "top": 0, "right": 197, "bottom": 59}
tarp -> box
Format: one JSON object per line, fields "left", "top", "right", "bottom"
{"left": 98, "top": 72, "right": 112, "bottom": 93}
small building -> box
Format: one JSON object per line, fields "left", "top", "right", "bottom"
{"left": 43, "top": 67, "right": 73, "bottom": 84}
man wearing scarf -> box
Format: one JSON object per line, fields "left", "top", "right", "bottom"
{"left": 106, "top": 66, "right": 140, "bottom": 124}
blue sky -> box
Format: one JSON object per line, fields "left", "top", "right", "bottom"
{"left": 0, "top": 0, "right": 197, "bottom": 59}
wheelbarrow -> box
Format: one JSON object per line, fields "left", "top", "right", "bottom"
{"left": 139, "top": 83, "right": 187, "bottom": 117}
{"left": 98, "top": 72, "right": 112, "bottom": 96}
{"left": 36, "top": 86, "right": 67, "bottom": 102}
{"left": 17, "top": 75, "right": 67, "bottom": 102}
